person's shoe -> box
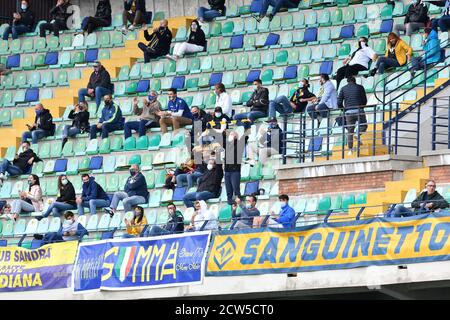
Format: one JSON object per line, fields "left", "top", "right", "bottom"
{"left": 165, "top": 54, "right": 176, "bottom": 61}
{"left": 120, "top": 26, "right": 128, "bottom": 35}
{"left": 0, "top": 173, "right": 5, "bottom": 181}
{"left": 129, "top": 24, "right": 136, "bottom": 31}
{"left": 104, "top": 207, "right": 114, "bottom": 218}
{"left": 61, "top": 137, "right": 68, "bottom": 149}
{"left": 364, "top": 69, "right": 376, "bottom": 78}
{"left": 253, "top": 14, "right": 264, "bottom": 23}
{"left": 35, "top": 216, "right": 43, "bottom": 221}
{"left": 33, "top": 233, "right": 43, "bottom": 240}
{"left": 410, "top": 71, "right": 416, "bottom": 79}
{"left": 347, "top": 150, "right": 353, "bottom": 156}
{"left": 267, "top": 13, "right": 274, "bottom": 22}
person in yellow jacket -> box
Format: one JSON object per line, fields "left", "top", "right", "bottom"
{"left": 367, "top": 32, "right": 413, "bottom": 76}
{"left": 123, "top": 205, "right": 148, "bottom": 238}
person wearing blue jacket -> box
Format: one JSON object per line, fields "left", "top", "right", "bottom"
{"left": 410, "top": 28, "right": 441, "bottom": 77}
{"left": 268, "top": 194, "right": 296, "bottom": 228}
{"left": 76, "top": 174, "right": 110, "bottom": 215}
{"left": 104, "top": 164, "right": 149, "bottom": 217}
{"left": 159, "top": 88, "right": 193, "bottom": 134}
{"left": 89, "top": 94, "right": 124, "bottom": 140}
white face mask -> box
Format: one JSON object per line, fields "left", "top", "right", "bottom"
{"left": 61, "top": 179, "right": 68, "bottom": 186}
{"left": 21, "top": 4, "right": 27, "bottom": 10}
{"left": 298, "top": 82, "right": 304, "bottom": 89}
{"left": 253, "top": 85, "right": 258, "bottom": 91}
{"left": 214, "top": 112, "right": 222, "bottom": 118}
{"left": 207, "top": 164, "right": 214, "bottom": 171}
{"left": 65, "top": 219, "right": 74, "bottom": 226}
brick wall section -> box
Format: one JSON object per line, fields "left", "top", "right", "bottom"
{"left": 430, "top": 166, "right": 450, "bottom": 183}
{"left": 280, "top": 171, "right": 396, "bottom": 196}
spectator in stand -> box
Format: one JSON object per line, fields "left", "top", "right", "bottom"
{"left": 201, "top": 106, "right": 231, "bottom": 147}
{"left": 386, "top": 180, "right": 449, "bottom": 217}
{"left": 38, "top": 211, "right": 88, "bottom": 244}
{"left": 121, "top": 0, "right": 146, "bottom": 33}
{"left": 306, "top": 74, "right": 337, "bottom": 121}
{"left": 333, "top": 37, "right": 377, "bottom": 90}
{"left": 89, "top": 94, "right": 123, "bottom": 140}
{"left": 62, "top": 102, "right": 90, "bottom": 149}
{"left": 367, "top": 33, "right": 413, "bottom": 76}
{"left": 256, "top": 0, "right": 301, "bottom": 22}
{"left": 410, "top": 28, "right": 442, "bottom": 77}
{"left": 138, "top": 20, "right": 173, "bottom": 63}
{"left": 247, "top": 117, "right": 283, "bottom": 164}
{"left": 78, "top": 61, "right": 114, "bottom": 109}
{"left": 175, "top": 158, "right": 198, "bottom": 189}
{"left": 39, "top": 175, "right": 76, "bottom": 219}
{"left": 2, "top": 0, "right": 35, "bottom": 40}
{"left": 337, "top": 77, "right": 368, "bottom": 155}
{"left": 0, "top": 141, "right": 41, "bottom": 180}
{"left": 124, "top": 92, "right": 162, "bottom": 139}
{"left": 39, "top": 0, "right": 73, "bottom": 38}
{"left": 197, "top": 0, "right": 226, "bottom": 23}
{"left": 145, "top": 203, "right": 184, "bottom": 236}
{"left": 22, "top": 104, "right": 55, "bottom": 145}
{"left": 0, "top": 204, "right": 15, "bottom": 221}
{"left": 123, "top": 206, "right": 148, "bottom": 238}
{"left": 213, "top": 83, "right": 233, "bottom": 118}
{"left": 224, "top": 131, "right": 245, "bottom": 205}
{"left": 232, "top": 196, "right": 261, "bottom": 229}
{"left": 254, "top": 194, "right": 296, "bottom": 228}
{"left": 76, "top": 174, "right": 110, "bottom": 215}
{"left": 393, "top": 0, "right": 429, "bottom": 36}
{"left": 167, "top": 20, "right": 206, "bottom": 61}
{"left": 159, "top": 88, "right": 193, "bottom": 134}
{"left": 234, "top": 79, "right": 269, "bottom": 129}
{"left": 183, "top": 159, "right": 223, "bottom": 208}
{"left": 104, "top": 164, "right": 149, "bottom": 217}
{"left": 268, "top": 78, "right": 316, "bottom": 117}
{"left": 80, "top": 0, "right": 111, "bottom": 35}
{"left": 10, "top": 174, "right": 43, "bottom": 220}
{"left": 186, "top": 200, "right": 219, "bottom": 231}
{"left": 431, "top": 0, "right": 450, "bottom": 34}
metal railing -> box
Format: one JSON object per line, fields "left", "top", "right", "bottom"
{"left": 431, "top": 97, "right": 450, "bottom": 150}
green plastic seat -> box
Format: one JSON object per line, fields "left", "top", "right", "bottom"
{"left": 209, "top": 22, "right": 222, "bottom": 37}
{"left": 245, "top": 18, "right": 257, "bottom": 34}
{"left": 112, "top": 32, "right": 124, "bottom": 47}
{"left": 343, "top": 7, "right": 355, "bottom": 23}
{"left": 269, "top": 15, "right": 282, "bottom": 31}
{"left": 98, "top": 32, "right": 111, "bottom": 48}
{"left": 222, "top": 21, "right": 234, "bottom": 36}
{"left": 224, "top": 55, "right": 237, "bottom": 71}
{"left": 305, "top": 10, "right": 318, "bottom": 26}
{"left": 106, "top": 174, "right": 119, "bottom": 192}
{"left": 59, "top": 34, "right": 72, "bottom": 49}
{"left": 356, "top": 24, "right": 369, "bottom": 37}
{"left": 243, "top": 35, "right": 255, "bottom": 51}
{"left": 0, "top": 40, "right": 9, "bottom": 55}
{"left": 174, "top": 25, "right": 187, "bottom": 42}
{"left": 342, "top": 194, "right": 356, "bottom": 211}
{"left": 50, "top": 143, "right": 62, "bottom": 158}
{"left": 128, "top": 154, "right": 141, "bottom": 166}
{"left": 318, "top": 9, "right": 331, "bottom": 26}
{"left": 0, "top": 110, "right": 11, "bottom": 126}
{"left": 355, "top": 6, "right": 367, "bottom": 22}
{"left": 279, "top": 31, "right": 293, "bottom": 47}
{"left": 10, "top": 39, "right": 21, "bottom": 53}
{"left": 144, "top": 171, "right": 155, "bottom": 189}
{"left": 78, "top": 157, "right": 90, "bottom": 172}
{"left": 317, "top": 196, "right": 331, "bottom": 213}
{"left": 123, "top": 137, "right": 136, "bottom": 151}
{"left": 281, "top": 14, "right": 294, "bottom": 30}
{"left": 110, "top": 136, "right": 123, "bottom": 152}
{"left": 98, "top": 138, "right": 111, "bottom": 154}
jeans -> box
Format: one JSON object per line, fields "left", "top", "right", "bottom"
{"left": 145, "top": 225, "right": 171, "bottom": 237}
{"left": 225, "top": 171, "right": 241, "bottom": 205}
{"left": 268, "top": 95, "right": 293, "bottom": 118}
{"left": 176, "top": 171, "right": 203, "bottom": 189}
{"left": 2, "top": 24, "right": 31, "bottom": 40}
{"left": 197, "top": 7, "right": 223, "bottom": 21}
{"left": 77, "top": 199, "right": 110, "bottom": 215}
{"left": 63, "top": 126, "right": 81, "bottom": 139}
{"left": 11, "top": 199, "right": 35, "bottom": 214}
{"left": 22, "top": 129, "right": 47, "bottom": 144}
{"left": 124, "top": 119, "right": 158, "bottom": 139}
{"left": 345, "top": 111, "right": 368, "bottom": 149}
{"left": 78, "top": 86, "right": 112, "bottom": 109}
{"left": 90, "top": 122, "right": 123, "bottom": 139}
{"left": 375, "top": 57, "right": 400, "bottom": 74}
{"left": 110, "top": 191, "right": 146, "bottom": 212}
{"left": 42, "top": 202, "right": 76, "bottom": 218}
{"left": 393, "top": 22, "right": 424, "bottom": 36}
{"left": 260, "top": 0, "right": 299, "bottom": 16}
{"left": 183, "top": 191, "right": 216, "bottom": 208}
{"left": 233, "top": 111, "right": 266, "bottom": 129}
{"left": 386, "top": 204, "right": 428, "bottom": 218}
{"left": 306, "top": 103, "right": 329, "bottom": 119}
{"left": 432, "top": 15, "right": 450, "bottom": 33}
{"left": 122, "top": 233, "right": 138, "bottom": 238}
{"left": 410, "top": 57, "right": 426, "bottom": 73}
{"left": 335, "top": 64, "right": 367, "bottom": 90}
{"left": 0, "top": 159, "right": 23, "bottom": 176}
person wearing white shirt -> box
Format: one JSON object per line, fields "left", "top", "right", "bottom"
{"left": 214, "top": 83, "right": 232, "bottom": 118}
{"left": 333, "top": 37, "right": 377, "bottom": 90}
{"left": 186, "top": 200, "right": 218, "bottom": 231}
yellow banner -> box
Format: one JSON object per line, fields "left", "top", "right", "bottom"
{"left": 207, "top": 214, "right": 450, "bottom": 276}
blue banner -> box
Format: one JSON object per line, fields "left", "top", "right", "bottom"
{"left": 72, "top": 232, "right": 211, "bottom": 293}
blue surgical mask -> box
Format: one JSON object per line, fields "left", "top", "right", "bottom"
{"left": 246, "top": 204, "right": 253, "bottom": 209}
{"left": 21, "top": 4, "right": 27, "bottom": 10}
{"left": 214, "top": 112, "right": 222, "bottom": 118}
{"left": 148, "top": 95, "right": 156, "bottom": 102}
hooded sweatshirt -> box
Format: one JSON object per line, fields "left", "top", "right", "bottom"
{"left": 423, "top": 29, "right": 441, "bottom": 65}
{"left": 193, "top": 200, "right": 218, "bottom": 231}
{"left": 187, "top": 21, "right": 207, "bottom": 50}
{"left": 81, "top": 177, "right": 109, "bottom": 202}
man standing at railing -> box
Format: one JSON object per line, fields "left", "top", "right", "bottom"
{"left": 337, "top": 76, "right": 368, "bottom": 156}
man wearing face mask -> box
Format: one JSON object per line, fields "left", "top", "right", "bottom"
{"left": 37, "top": 211, "right": 88, "bottom": 244}
{"left": 3, "top": 0, "right": 35, "bottom": 40}
{"left": 124, "top": 91, "right": 162, "bottom": 139}
{"left": 306, "top": 74, "right": 337, "bottom": 121}
{"left": 393, "top": 0, "right": 429, "bottom": 36}
{"left": 78, "top": 61, "right": 113, "bottom": 109}
{"left": 145, "top": 203, "right": 184, "bottom": 237}
{"left": 159, "top": 88, "right": 193, "bottom": 134}
{"left": 167, "top": 20, "right": 207, "bottom": 61}
{"left": 0, "top": 141, "right": 41, "bottom": 181}
{"left": 138, "top": 19, "right": 173, "bottom": 63}
{"left": 22, "top": 104, "right": 55, "bottom": 145}
{"left": 234, "top": 79, "right": 269, "bottom": 130}
{"left": 183, "top": 159, "right": 223, "bottom": 208}
{"left": 232, "top": 195, "right": 261, "bottom": 229}
{"left": 89, "top": 94, "right": 124, "bottom": 140}
{"left": 333, "top": 37, "right": 377, "bottom": 90}
{"left": 104, "top": 164, "right": 149, "bottom": 217}
{"left": 77, "top": 174, "right": 110, "bottom": 216}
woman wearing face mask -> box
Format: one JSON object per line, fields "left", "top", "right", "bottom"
{"left": 124, "top": 91, "right": 162, "bottom": 139}
{"left": 186, "top": 200, "right": 219, "bottom": 231}
{"left": 11, "top": 174, "right": 43, "bottom": 219}
{"left": 123, "top": 206, "right": 148, "bottom": 238}
{"left": 39, "top": 175, "right": 76, "bottom": 220}
{"left": 333, "top": 37, "right": 377, "bottom": 90}
{"left": 167, "top": 20, "right": 207, "bottom": 61}
{"left": 393, "top": 0, "right": 429, "bottom": 37}
{"left": 2, "top": 0, "right": 35, "bottom": 40}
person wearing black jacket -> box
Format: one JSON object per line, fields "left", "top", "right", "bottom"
{"left": 393, "top": 0, "right": 429, "bottom": 36}
{"left": 269, "top": 78, "right": 316, "bottom": 117}
{"left": 121, "top": 0, "right": 147, "bottom": 33}
{"left": 431, "top": 0, "right": 450, "bottom": 33}
{"left": 138, "top": 19, "right": 173, "bottom": 63}
{"left": 39, "top": 0, "right": 73, "bottom": 37}
{"left": 39, "top": 175, "right": 77, "bottom": 219}
{"left": 224, "top": 131, "right": 245, "bottom": 205}
{"left": 167, "top": 20, "right": 207, "bottom": 61}
{"left": 197, "top": 0, "right": 226, "bottom": 23}
{"left": 387, "top": 180, "right": 449, "bottom": 217}
{"left": 22, "top": 104, "right": 55, "bottom": 144}
{"left": 0, "top": 141, "right": 41, "bottom": 180}
{"left": 2, "top": 0, "right": 35, "bottom": 40}
{"left": 81, "top": 0, "right": 111, "bottom": 35}
{"left": 234, "top": 79, "right": 269, "bottom": 129}
{"left": 145, "top": 203, "right": 184, "bottom": 237}
{"left": 78, "top": 61, "right": 113, "bottom": 109}
{"left": 62, "top": 102, "right": 90, "bottom": 149}
{"left": 183, "top": 159, "right": 223, "bottom": 208}
{"left": 337, "top": 77, "right": 368, "bottom": 152}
